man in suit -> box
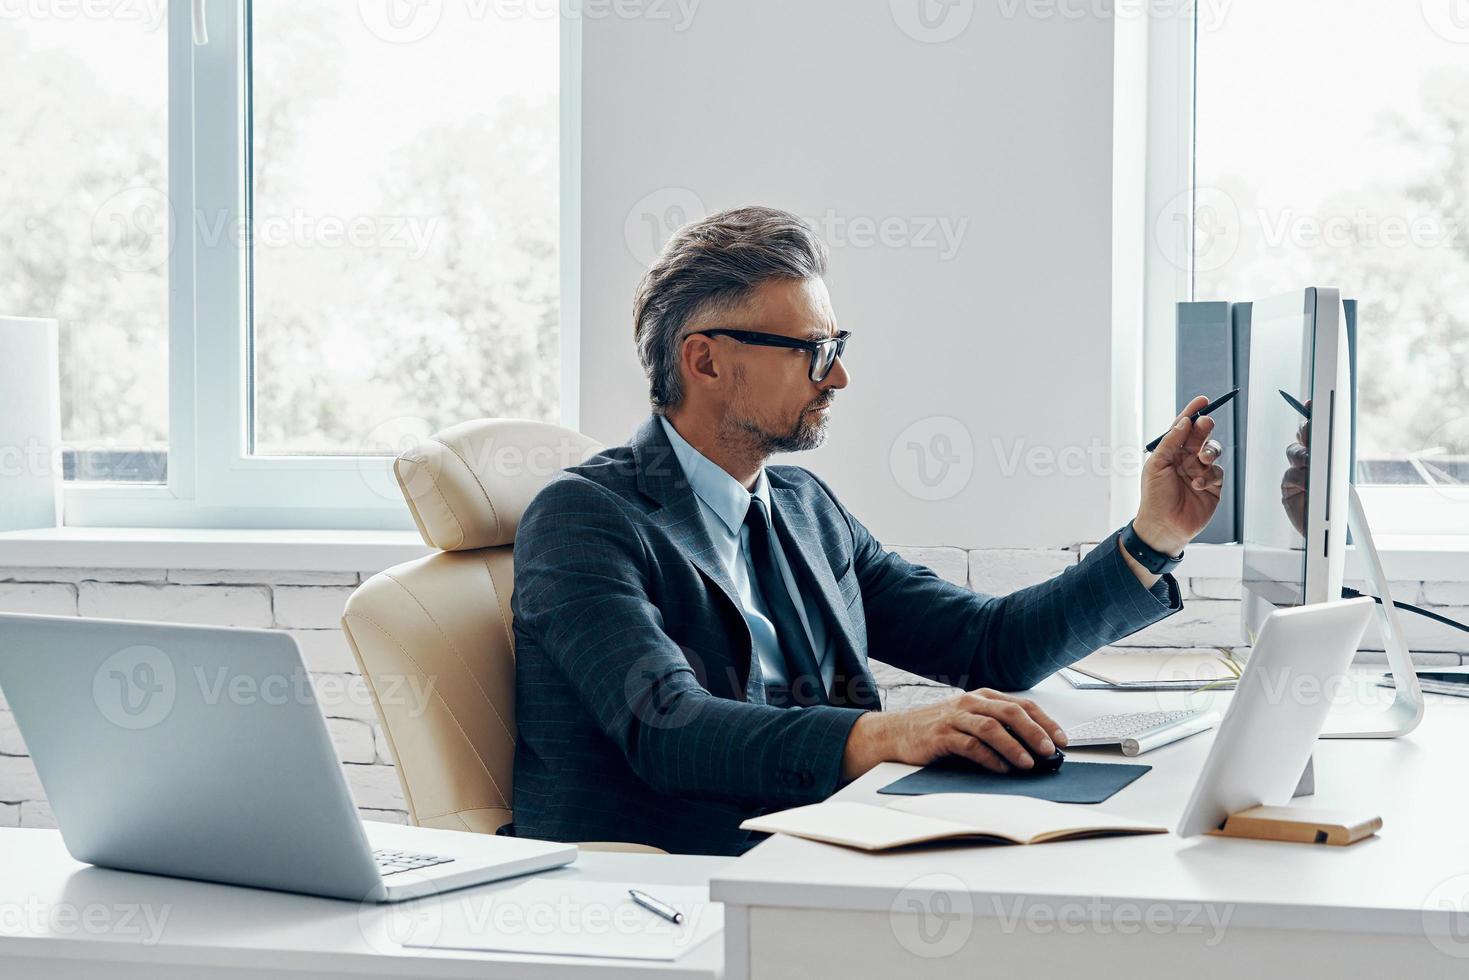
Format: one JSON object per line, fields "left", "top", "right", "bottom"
{"left": 510, "top": 206, "right": 1224, "bottom": 855}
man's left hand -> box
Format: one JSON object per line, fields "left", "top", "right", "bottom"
{"left": 1133, "top": 394, "right": 1226, "bottom": 559}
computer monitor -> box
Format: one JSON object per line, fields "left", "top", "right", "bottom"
{"left": 1238, "top": 287, "right": 1422, "bottom": 738}
{"left": 1240, "top": 287, "right": 1353, "bottom": 642}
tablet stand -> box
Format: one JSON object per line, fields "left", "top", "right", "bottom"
{"left": 1212, "top": 806, "right": 1381, "bottom": 846}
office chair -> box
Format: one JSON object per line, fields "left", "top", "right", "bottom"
{"left": 341, "top": 418, "right": 664, "bottom": 854}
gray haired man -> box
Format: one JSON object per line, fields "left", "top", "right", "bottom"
{"left": 508, "top": 205, "right": 1224, "bottom": 855}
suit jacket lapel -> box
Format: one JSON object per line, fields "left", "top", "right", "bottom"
{"left": 632, "top": 417, "right": 741, "bottom": 602}
{"left": 631, "top": 416, "right": 759, "bottom": 697}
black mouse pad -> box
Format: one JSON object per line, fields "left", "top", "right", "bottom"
{"left": 876, "top": 760, "right": 1151, "bottom": 804}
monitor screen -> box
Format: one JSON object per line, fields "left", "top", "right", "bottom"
{"left": 1241, "top": 300, "right": 1316, "bottom": 609}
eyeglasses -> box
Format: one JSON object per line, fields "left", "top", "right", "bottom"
{"left": 688, "top": 328, "right": 851, "bottom": 383}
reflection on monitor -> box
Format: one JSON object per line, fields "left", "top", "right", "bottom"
{"left": 1240, "top": 287, "right": 1352, "bottom": 644}
{"left": 1241, "top": 296, "right": 1314, "bottom": 609}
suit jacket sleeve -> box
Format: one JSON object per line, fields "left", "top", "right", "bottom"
{"left": 513, "top": 477, "right": 866, "bottom": 808}
{"left": 818, "top": 482, "right": 1182, "bottom": 692}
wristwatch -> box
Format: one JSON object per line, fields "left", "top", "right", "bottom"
{"left": 1120, "top": 521, "right": 1184, "bottom": 575}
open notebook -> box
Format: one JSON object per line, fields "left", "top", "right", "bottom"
{"left": 741, "top": 794, "right": 1166, "bottom": 851}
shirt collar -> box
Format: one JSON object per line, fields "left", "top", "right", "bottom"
{"left": 658, "top": 415, "right": 770, "bottom": 536}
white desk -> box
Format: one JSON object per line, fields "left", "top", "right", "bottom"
{"left": 0, "top": 828, "right": 730, "bottom": 979}
{"left": 713, "top": 677, "right": 1469, "bottom": 980}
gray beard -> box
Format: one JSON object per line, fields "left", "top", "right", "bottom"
{"left": 725, "top": 365, "right": 833, "bottom": 455}
{"left": 732, "top": 405, "right": 830, "bottom": 455}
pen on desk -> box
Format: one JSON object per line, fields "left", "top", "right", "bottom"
{"left": 1279, "top": 389, "right": 1311, "bottom": 419}
{"left": 1144, "top": 388, "right": 1240, "bottom": 453}
{"left": 629, "top": 888, "right": 685, "bottom": 925}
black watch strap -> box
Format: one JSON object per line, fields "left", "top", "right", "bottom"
{"left": 1120, "top": 521, "right": 1184, "bottom": 575}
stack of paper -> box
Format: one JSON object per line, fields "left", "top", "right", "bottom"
{"left": 1062, "top": 651, "right": 1240, "bottom": 691}
{"left": 1379, "top": 671, "right": 1469, "bottom": 699}
{"left": 404, "top": 880, "right": 723, "bottom": 962}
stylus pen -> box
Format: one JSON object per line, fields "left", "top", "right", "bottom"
{"left": 1144, "top": 388, "right": 1239, "bottom": 453}
{"left": 629, "top": 888, "right": 685, "bottom": 925}
{"left": 1279, "top": 388, "right": 1311, "bottom": 419}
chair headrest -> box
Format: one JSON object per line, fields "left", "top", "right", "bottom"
{"left": 395, "top": 418, "right": 603, "bottom": 551}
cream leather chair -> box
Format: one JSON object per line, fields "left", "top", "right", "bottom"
{"left": 341, "top": 418, "right": 662, "bottom": 853}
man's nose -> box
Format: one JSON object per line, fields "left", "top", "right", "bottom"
{"left": 824, "top": 355, "right": 850, "bottom": 390}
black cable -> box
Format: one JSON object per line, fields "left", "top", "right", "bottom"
{"left": 1341, "top": 586, "right": 1469, "bottom": 635}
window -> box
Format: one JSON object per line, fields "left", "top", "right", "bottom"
{"left": 247, "top": 1, "right": 559, "bottom": 457}
{"left": 5, "top": 5, "right": 170, "bottom": 484}
{"left": 1148, "top": 0, "right": 1469, "bottom": 533}
{"left": 8, "top": 0, "right": 567, "bottom": 528}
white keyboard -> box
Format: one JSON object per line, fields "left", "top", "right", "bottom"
{"left": 372, "top": 847, "right": 454, "bottom": 876}
{"left": 1064, "top": 708, "right": 1218, "bottom": 756}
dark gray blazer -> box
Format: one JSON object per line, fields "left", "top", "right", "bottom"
{"left": 509, "top": 415, "right": 1180, "bottom": 855}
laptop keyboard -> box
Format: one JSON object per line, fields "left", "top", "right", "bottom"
{"left": 373, "top": 848, "right": 455, "bottom": 876}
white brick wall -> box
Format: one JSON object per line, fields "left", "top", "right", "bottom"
{"left": 1116, "top": 598, "right": 1245, "bottom": 650}
{"left": 0, "top": 583, "right": 78, "bottom": 616}
{"left": 1423, "top": 582, "right": 1469, "bottom": 606}
{"left": 311, "top": 672, "right": 381, "bottom": 722}
{"left": 20, "top": 800, "right": 54, "bottom": 829}
{"left": 273, "top": 586, "right": 358, "bottom": 629}
{"left": 0, "top": 549, "right": 1462, "bottom": 833}
{"left": 78, "top": 582, "right": 272, "bottom": 627}
{"left": 0, "top": 709, "right": 25, "bottom": 756}
{"left": 968, "top": 548, "right": 1078, "bottom": 596}
{"left": 344, "top": 762, "right": 406, "bottom": 811}
{"left": 0, "top": 755, "right": 45, "bottom": 805}
{"left": 288, "top": 629, "right": 362, "bottom": 674}
{"left": 890, "top": 547, "right": 968, "bottom": 587}
{"left": 327, "top": 718, "right": 378, "bottom": 765}
{"left": 166, "top": 569, "right": 357, "bottom": 586}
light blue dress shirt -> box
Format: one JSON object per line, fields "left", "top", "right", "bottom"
{"left": 659, "top": 416, "right": 835, "bottom": 696}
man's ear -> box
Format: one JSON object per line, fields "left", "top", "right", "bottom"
{"left": 679, "top": 332, "right": 722, "bottom": 394}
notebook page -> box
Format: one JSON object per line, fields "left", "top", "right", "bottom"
{"left": 741, "top": 800, "right": 990, "bottom": 849}
{"left": 886, "top": 793, "right": 1163, "bottom": 842}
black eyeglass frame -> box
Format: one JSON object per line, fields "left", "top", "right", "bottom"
{"left": 687, "top": 328, "right": 851, "bottom": 382}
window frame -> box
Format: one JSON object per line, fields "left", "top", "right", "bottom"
{"left": 62, "top": 0, "right": 579, "bottom": 530}
{"left": 1137, "top": 2, "right": 1469, "bottom": 538}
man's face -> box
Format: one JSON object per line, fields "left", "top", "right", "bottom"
{"left": 690, "top": 277, "right": 849, "bottom": 453}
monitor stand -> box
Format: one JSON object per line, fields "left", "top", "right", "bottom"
{"left": 1319, "top": 486, "right": 1424, "bottom": 738}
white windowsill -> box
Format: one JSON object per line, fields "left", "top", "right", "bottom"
{"left": 1175, "top": 536, "right": 1469, "bottom": 584}
{"left": 0, "top": 527, "right": 433, "bottom": 574}
{"left": 0, "top": 526, "right": 1466, "bottom": 582}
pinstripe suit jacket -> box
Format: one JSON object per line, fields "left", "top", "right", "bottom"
{"left": 509, "top": 415, "right": 1181, "bottom": 855}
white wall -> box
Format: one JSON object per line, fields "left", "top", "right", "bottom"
{"left": 578, "top": 0, "right": 1119, "bottom": 548}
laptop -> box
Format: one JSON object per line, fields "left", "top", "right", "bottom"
{"left": 0, "top": 612, "right": 576, "bottom": 902}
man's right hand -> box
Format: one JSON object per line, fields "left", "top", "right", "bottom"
{"left": 840, "top": 688, "right": 1068, "bottom": 782}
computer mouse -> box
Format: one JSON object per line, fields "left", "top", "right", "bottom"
{"left": 999, "top": 724, "right": 1065, "bottom": 775}
{"left": 1027, "top": 746, "right": 1066, "bottom": 775}
{"left": 939, "top": 731, "right": 1065, "bottom": 775}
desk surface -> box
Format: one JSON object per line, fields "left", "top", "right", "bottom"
{"left": 712, "top": 677, "right": 1469, "bottom": 938}
{"left": 0, "top": 828, "right": 731, "bottom": 979}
